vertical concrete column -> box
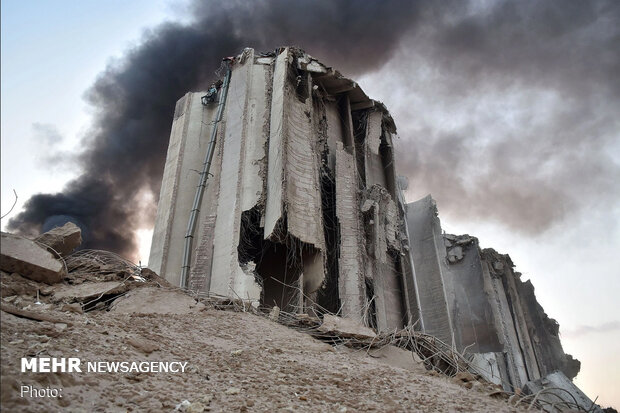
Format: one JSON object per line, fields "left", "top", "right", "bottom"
{"left": 480, "top": 258, "right": 529, "bottom": 388}
{"left": 149, "top": 92, "right": 218, "bottom": 286}
{"left": 335, "top": 142, "right": 365, "bottom": 319}
{"left": 264, "top": 49, "right": 288, "bottom": 239}
{"left": 405, "top": 195, "right": 455, "bottom": 346}
{"left": 209, "top": 50, "right": 262, "bottom": 300}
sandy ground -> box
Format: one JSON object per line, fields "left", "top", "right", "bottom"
{"left": 1, "top": 274, "right": 526, "bottom": 412}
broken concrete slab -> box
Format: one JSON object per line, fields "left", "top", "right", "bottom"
{"left": 1, "top": 232, "right": 66, "bottom": 284}
{"left": 109, "top": 287, "right": 200, "bottom": 314}
{"left": 53, "top": 281, "right": 128, "bottom": 302}
{"left": 469, "top": 352, "right": 510, "bottom": 390}
{"left": 318, "top": 314, "right": 376, "bottom": 340}
{"left": 523, "top": 371, "right": 603, "bottom": 412}
{"left": 35, "top": 222, "right": 82, "bottom": 256}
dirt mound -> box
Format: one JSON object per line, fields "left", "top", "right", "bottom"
{"left": 0, "top": 269, "right": 527, "bottom": 412}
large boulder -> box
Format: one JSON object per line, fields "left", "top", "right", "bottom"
{"left": 1, "top": 232, "right": 66, "bottom": 284}
{"left": 35, "top": 222, "right": 82, "bottom": 256}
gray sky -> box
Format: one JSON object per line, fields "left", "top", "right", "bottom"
{"left": 1, "top": 0, "right": 618, "bottom": 407}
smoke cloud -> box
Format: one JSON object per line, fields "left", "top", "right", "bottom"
{"left": 563, "top": 321, "right": 620, "bottom": 338}
{"left": 8, "top": 0, "right": 619, "bottom": 258}
{"left": 8, "top": 0, "right": 422, "bottom": 258}
{"left": 382, "top": 0, "right": 620, "bottom": 233}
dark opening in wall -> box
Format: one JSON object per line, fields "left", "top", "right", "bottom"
{"left": 380, "top": 131, "right": 397, "bottom": 198}
{"left": 238, "top": 208, "right": 324, "bottom": 313}
{"left": 352, "top": 110, "right": 368, "bottom": 187}
{"left": 317, "top": 170, "right": 341, "bottom": 314}
{"left": 289, "top": 58, "right": 310, "bottom": 103}
{"left": 338, "top": 95, "right": 355, "bottom": 150}
{"left": 238, "top": 206, "right": 263, "bottom": 265}
{"left": 256, "top": 240, "right": 301, "bottom": 312}
{"left": 365, "top": 278, "right": 378, "bottom": 330}
{"left": 389, "top": 250, "right": 408, "bottom": 329}
{"left": 362, "top": 202, "right": 376, "bottom": 258}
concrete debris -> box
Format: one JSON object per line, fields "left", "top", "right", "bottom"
{"left": 318, "top": 314, "right": 377, "bottom": 340}
{"left": 34, "top": 221, "right": 82, "bottom": 256}
{"left": 269, "top": 305, "right": 280, "bottom": 322}
{"left": 53, "top": 281, "right": 128, "bottom": 301}
{"left": 185, "top": 402, "right": 206, "bottom": 413}
{"left": 175, "top": 400, "right": 192, "bottom": 411}
{"left": 1, "top": 302, "right": 73, "bottom": 326}
{"left": 523, "top": 371, "right": 603, "bottom": 412}
{"left": 1, "top": 232, "right": 66, "bottom": 284}
{"left": 109, "top": 287, "right": 200, "bottom": 314}
{"left": 444, "top": 234, "right": 476, "bottom": 264}
{"left": 61, "top": 303, "right": 83, "bottom": 314}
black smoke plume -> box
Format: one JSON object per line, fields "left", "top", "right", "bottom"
{"left": 8, "top": 0, "right": 422, "bottom": 259}
{"left": 8, "top": 0, "right": 620, "bottom": 258}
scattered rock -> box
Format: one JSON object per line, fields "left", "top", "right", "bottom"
{"left": 453, "top": 371, "right": 476, "bottom": 383}
{"left": 35, "top": 222, "right": 82, "bottom": 256}
{"left": 200, "top": 395, "right": 213, "bottom": 405}
{"left": 61, "top": 303, "right": 84, "bottom": 314}
{"left": 269, "top": 305, "right": 280, "bottom": 321}
{"left": 231, "top": 349, "right": 243, "bottom": 357}
{"left": 1, "top": 232, "right": 66, "bottom": 284}
{"left": 140, "top": 267, "right": 172, "bottom": 287}
{"left": 54, "top": 323, "right": 68, "bottom": 332}
{"left": 175, "top": 400, "right": 191, "bottom": 411}
{"left": 186, "top": 401, "right": 205, "bottom": 413}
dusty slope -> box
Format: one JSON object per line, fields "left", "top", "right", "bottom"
{"left": 1, "top": 279, "right": 525, "bottom": 412}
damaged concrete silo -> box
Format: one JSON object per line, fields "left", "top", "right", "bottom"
{"left": 405, "top": 195, "right": 585, "bottom": 404}
{"left": 149, "top": 47, "right": 413, "bottom": 331}
{"left": 149, "top": 46, "right": 594, "bottom": 409}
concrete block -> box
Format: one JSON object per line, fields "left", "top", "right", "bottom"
{"left": 1, "top": 232, "right": 66, "bottom": 284}
{"left": 318, "top": 314, "right": 376, "bottom": 340}
{"left": 35, "top": 222, "right": 82, "bottom": 256}
{"left": 523, "top": 371, "right": 602, "bottom": 412}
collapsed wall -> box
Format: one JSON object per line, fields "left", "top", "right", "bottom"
{"left": 405, "top": 195, "right": 581, "bottom": 393}
{"left": 149, "top": 46, "right": 590, "bottom": 405}
{"left": 149, "top": 47, "right": 411, "bottom": 330}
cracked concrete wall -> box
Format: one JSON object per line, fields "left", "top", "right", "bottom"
{"left": 480, "top": 252, "right": 530, "bottom": 388}
{"left": 480, "top": 250, "right": 541, "bottom": 383}
{"left": 518, "top": 280, "right": 581, "bottom": 379}
{"left": 363, "top": 185, "right": 406, "bottom": 330}
{"left": 405, "top": 195, "right": 578, "bottom": 392}
{"left": 405, "top": 195, "right": 455, "bottom": 345}
{"left": 208, "top": 49, "right": 264, "bottom": 300}
{"left": 335, "top": 141, "right": 366, "bottom": 318}
{"left": 264, "top": 48, "right": 325, "bottom": 251}
{"left": 440, "top": 235, "right": 502, "bottom": 354}
{"left": 149, "top": 92, "right": 218, "bottom": 287}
